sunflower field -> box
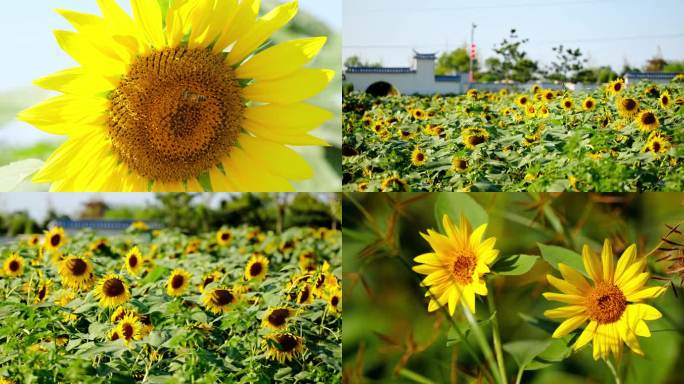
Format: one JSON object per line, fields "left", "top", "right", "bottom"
{"left": 342, "top": 77, "right": 684, "bottom": 192}
{"left": 0, "top": 223, "right": 341, "bottom": 383}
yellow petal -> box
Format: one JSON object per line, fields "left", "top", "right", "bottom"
{"left": 244, "top": 102, "right": 333, "bottom": 135}
{"left": 213, "top": 0, "right": 259, "bottom": 54}
{"left": 574, "top": 320, "right": 597, "bottom": 350}
{"left": 614, "top": 259, "right": 646, "bottom": 288}
{"left": 619, "top": 272, "right": 650, "bottom": 296}
{"left": 614, "top": 244, "right": 637, "bottom": 282}
{"left": 165, "top": 0, "right": 192, "bottom": 47}
{"left": 447, "top": 286, "right": 460, "bottom": 316}
{"left": 414, "top": 252, "right": 441, "bottom": 266}
{"left": 186, "top": 0, "right": 215, "bottom": 46}
{"left": 542, "top": 292, "right": 585, "bottom": 304}
{"left": 53, "top": 30, "right": 127, "bottom": 76}
{"left": 462, "top": 285, "right": 476, "bottom": 313}
{"left": 236, "top": 36, "right": 326, "bottom": 81}
{"left": 469, "top": 224, "right": 487, "bottom": 248}
{"left": 552, "top": 315, "right": 587, "bottom": 338}
{"left": 209, "top": 167, "right": 241, "bottom": 192}
{"left": 412, "top": 264, "right": 440, "bottom": 275}
{"left": 546, "top": 275, "right": 583, "bottom": 295}
{"left": 17, "top": 95, "right": 107, "bottom": 134}
{"left": 472, "top": 281, "right": 488, "bottom": 295}
{"left": 131, "top": 0, "right": 165, "bottom": 48}
{"left": 626, "top": 286, "right": 667, "bottom": 302}
{"left": 420, "top": 231, "right": 454, "bottom": 257}
{"left": 56, "top": 9, "right": 131, "bottom": 63}
{"left": 544, "top": 305, "right": 586, "bottom": 319}
{"left": 238, "top": 135, "right": 313, "bottom": 181}
{"left": 241, "top": 120, "right": 330, "bottom": 146}
{"left": 242, "top": 68, "right": 334, "bottom": 104}
{"left": 221, "top": 148, "right": 295, "bottom": 192}
{"left": 558, "top": 263, "right": 591, "bottom": 293}
{"left": 617, "top": 316, "right": 643, "bottom": 356}
{"left": 97, "top": 0, "right": 143, "bottom": 53}
{"left": 33, "top": 68, "right": 116, "bottom": 95}
{"left": 582, "top": 244, "right": 602, "bottom": 283}
{"left": 194, "top": 0, "right": 239, "bottom": 47}
{"left": 227, "top": 0, "right": 298, "bottom": 65}
{"left": 601, "top": 239, "right": 615, "bottom": 283}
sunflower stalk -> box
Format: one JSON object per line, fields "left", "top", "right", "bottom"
{"left": 605, "top": 358, "right": 621, "bottom": 384}
{"left": 487, "top": 286, "right": 507, "bottom": 384}
{"left": 462, "top": 303, "right": 505, "bottom": 384}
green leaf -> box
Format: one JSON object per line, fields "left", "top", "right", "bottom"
{"left": 140, "top": 266, "right": 169, "bottom": 285}
{"left": 447, "top": 311, "right": 496, "bottom": 346}
{"left": 434, "top": 193, "right": 488, "bottom": 233}
{"left": 537, "top": 243, "right": 587, "bottom": 277}
{"left": 503, "top": 339, "right": 552, "bottom": 369}
{"left": 518, "top": 313, "right": 561, "bottom": 335}
{"left": 525, "top": 338, "right": 573, "bottom": 370}
{"left": 492, "top": 254, "right": 538, "bottom": 275}
{"left": 0, "top": 159, "right": 44, "bottom": 192}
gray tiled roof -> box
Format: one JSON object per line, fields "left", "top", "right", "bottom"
{"left": 346, "top": 67, "right": 415, "bottom": 74}
{"left": 435, "top": 75, "right": 461, "bottom": 82}
{"left": 625, "top": 72, "right": 682, "bottom": 80}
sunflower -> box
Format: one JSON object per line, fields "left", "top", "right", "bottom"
{"left": 413, "top": 214, "right": 499, "bottom": 315}
{"left": 262, "top": 307, "right": 296, "bottom": 330}
{"left": 644, "top": 132, "right": 671, "bottom": 155}
{"left": 531, "top": 84, "right": 542, "bottom": 94}
{"left": 116, "top": 314, "right": 142, "bottom": 345}
{"left": 660, "top": 90, "right": 671, "bottom": 109}
{"left": 411, "top": 147, "right": 427, "bottom": 166}
{"left": 198, "top": 271, "right": 222, "bottom": 293}
{"left": 466, "top": 89, "right": 478, "bottom": 99}
{"left": 462, "top": 128, "right": 489, "bottom": 150}
{"left": 202, "top": 287, "right": 238, "bottom": 314}
{"left": 411, "top": 108, "right": 427, "bottom": 120}
{"left": 636, "top": 110, "right": 659, "bottom": 132}
{"left": 381, "top": 176, "right": 408, "bottom": 192}
{"left": 262, "top": 332, "right": 305, "bottom": 364}
{"left": 108, "top": 328, "right": 122, "bottom": 342}
{"left": 111, "top": 306, "right": 138, "bottom": 323}
{"left": 525, "top": 104, "right": 536, "bottom": 117}
{"left": 295, "top": 284, "right": 314, "bottom": 305}
{"left": 543, "top": 90, "right": 555, "bottom": 102}
{"left": 27, "top": 234, "right": 41, "bottom": 247}
{"left": 55, "top": 290, "right": 76, "bottom": 306}
{"left": 499, "top": 88, "right": 509, "bottom": 96}
{"left": 216, "top": 229, "right": 232, "bottom": 245}
{"left": 89, "top": 239, "right": 110, "bottom": 253}
{"left": 356, "top": 182, "right": 369, "bottom": 192}
{"left": 44, "top": 227, "right": 66, "bottom": 251}
{"left": 19, "top": 0, "right": 333, "bottom": 192}
{"left": 543, "top": 240, "right": 666, "bottom": 360}
{"left": 451, "top": 157, "right": 468, "bottom": 173}
{"left": 3, "top": 254, "right": 25, "bottom": 277}
{"left": 124, "top": 246, "right": 143, "bottom": 276}
{"left": 245, "top": 254, "right": 269, "bottom": 280}
{"left": 94, "top": 273, "right": 131, "bottom": 308}
{"left": 516, "top": 95, "right": 529, "bottom": 107}
{"left": 560, "top": 97, "right": 574, "bottom": 111}
{"left": 582, "top": 96, "right": 596, "bottom": 111}
{"left": 617, "top": 97, "right": 639, "bottom": 118}
{"left": 326, "top": 287, "right": 342, "bottom": 315}
{"left": 606, "top": 78, "right": 625, "bottom": 95}
{"left": 35, "top": 279, "right": 52, "bottom": 303}
{"left": 58, "top": 256, "right": 95, "bottom": 290}
{"left": 537, "top": 104, "right": 550, "bottom": 118}
{"left": 166, "top": 268, "right": 192, "bottom": 296}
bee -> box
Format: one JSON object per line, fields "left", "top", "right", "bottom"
{"left": 182, "top": 89, "right": 207, "bottom": 104}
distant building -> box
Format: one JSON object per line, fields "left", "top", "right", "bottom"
{"left": 48, "top": 219, "right": 161, "bottom": 234}
{"left": 625, "top": 72, "right": 681, "bottom": 84}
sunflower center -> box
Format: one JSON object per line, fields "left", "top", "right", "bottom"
{"left": 652, "top": 141, "right": 661, "bottom": 152}
{"left": 68, "top": 258, "right": 88, "bottom": 276}
{"left": 268, "top": 309, "right": 290, "bottom": 326}
{"left": 221, "top": 233, "right": 230, "bottom": 241}
{"left": 468, "top": 136, "right": 486, "bottom": 146}
{"left": 450, "top": 250, "right": 477, "bottom": 285}
{"left": 107, "top": 47, "right": 244, "bottom": 183}
{"left": 275, "top": 334, "right": 298, "bottom": 352}
{"left": 8, "top": 260, "right": 20, "bottom": 271}
{"left": 38, "top": 285, "right": 47, "bottom": 300}
{"left": 249, "top": 262, "right": 263, "bottom": 277}
{"left": 614, "top": 83, "right": 622, "bottom": 91}
{"left": 50, "top": 234, "right": 61, "bottom": 247}
{"left": 642, "top": 113, "right": 656, "bottom": 125}
{"left": 586, "top": 101, "right": 594, "bottom": 108}
{"left": 586, "top": 282, "right": 626, "bottom": 324}
{"left": 203, "top": 276, "right": 215, "bottom": 288}
{"left": 331, "top": 296, "right": 340, "bottom": 307}
{"left": 122, "top": 323, "right": 134, "bottom": 340}
{"left": 624, "top": 99, "right": 637, "bottom": 110}
{"left": 416, "top": 153, "right": 425, "bottom": 161}
{"left": 103, "top": 278, "right": 125, "bottom": 297}
{"left": 128, "top": 255, "right": 138, "bottom": 267}
{"left": 211, "top": 289, "right": 234, "bottom": 306}
{"left": 298, "top": 286, "right": 311, "bottom": 303}
{"left": 171, "top": 274, "right": 185, "bottom": 289}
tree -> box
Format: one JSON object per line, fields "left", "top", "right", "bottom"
{"left": 663, "top": 61, "right": 684, "bottom": 72}
{"left": 435, "top": 47, "right": 476, "bottom": 75}
{"left": 344, "top": 55, "right": 382, "bottom": 68}
{"left": 545, "top": 45, "right": 588, "bottom": 82}
{"left": 488, "top": 29, "right": 538, "bottom": 82}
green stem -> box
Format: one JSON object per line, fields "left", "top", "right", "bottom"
{"left": 462, "top": 302, "right": 503, "bottom": 384}
{"left": 487, "top": 286, "right": 507, "bottom": 384}
{"left": 515, "top": 368, "right": 524, "bottom": 384}
{"left": 605, "top": 358, "right": 621, "bottom": 384}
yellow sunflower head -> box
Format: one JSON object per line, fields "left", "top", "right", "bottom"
{"left": 516, "top": 95, "right": 529, "bottom": 107}
{"left": 499, "top": 88, "right": 509, "bottom": 97}
{"left": 111, "top": 306, "right": 139, "bottom": 323}
{"left": 116, "top": 314, "right": 142, "bottom": 345}
{"left": 617, "top": 97, "right": 639, "bottom": 118}
{"left": 412, "top": 108, "right": 427, "bottom": 120}
{"left": 582, "top": 96, "right": 596, "bottom": 111}
{"left": 124, "top": 246, "right": 143, "bottom": 276}
{"left": 462, "top": 127, "right": 489, "bottom": 150}
{"left": 606, "top": 78, "right": 625, "bottom": 95}
{"left": 636, "top": 110, "right": 659, "bottom": 132}
{"left": 3, "top": 254, "right": 25, "bottom": 277}
{"left": 262, "top": 307, "right": 297, "bottom": 330}
{"left": 44, "top": 227, "right": 66, "bottom": 251}
{"left": 27, "top": 234, "right": 41, "bottom": 247}
{"left": 660, "top": 90, "right": 671, "bottom": 109}
{"left": 245, "top": 254, "right": 269, "bottom": 280}
{"left": 326, "top": 286, "right": 342, "bottom": 315}
{"left": 167, "top": 268, "right": 192, "bottom": 296}
{"left": 644, "top": 132, "right": 671, "bottom": 155}
{"left": 293, "top": 283, "right": 314, "bottom": 305}
{"left": 451, "top": 156, "right": 468, "bottom": 173}
{"left": 543, "top": 90, "right": 555, "bottom": 102}
{"left": 19, "top": 0, "right": 333, "bottom": 192}
{"left": 35, "top": 279, "right": 52, "bottom": 303}
{"left": 198, "top": 270, "right": 222, "bottom": 293}
{"left": 216, "top": 228, "right": 232, "bottom": 245}
{"left": 356, "top": 182, "right": 369, "bottom": 192}
{"left": 466, "top": 89, "right": 478, "bottom": 99}
{"left": 262, "top": 332, "right": 305, "bottom": 364}
{"left": 89, "top": 239, "right": 110, "bottom": 253}
{"left": 560, "top": 97, "right": 574, "bottom": 111}
{"left": 58, "top": 255, "right": 95, "bottom": 290}
{"left": 413, "top": 214, "right": 499, "bottom": 315}
{"left": 202, "top": 287, "right": 238, "bottom": 314}
{"left": 381, "top": 176, "right": 408, "bottom": 192}
{"left": 411, "top": 147, "right": 427, "bottom": 166}
{"left": 94, "top": 273, "right": 131, "bottom": 308}
{"left": 543, "top": 240, "right": 666, "bottom": 360}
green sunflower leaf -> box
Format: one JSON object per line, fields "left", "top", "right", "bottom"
{"left": 0, "top": 159, "right": 44, "bottom": 192}
{"left": 537, "top": 243, "right": 588, "bottom": 277}
{"left": 433, "top": 193, "right": 488, "bottom": 233}
{"left": 492, "top": 254, "right": 538, "bottom": 276}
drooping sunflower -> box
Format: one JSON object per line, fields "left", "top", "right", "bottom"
{"left": 295, "top": 283, "right": 313, "bottom": 305}
{"left": 410, "top": 147, "right": 427, "bottom": 166}
{"left": 451, "top": 157, "right": 468, "bottom": 173}
{"left": 560, "top": 97, "right": 574, "bottom": 111}
{"left": 582, "top": 96, "right": 596, "bottom": 111}
{"left": 3, "top": 254, "right": 25, "bottom": 277}
{"left": 413, "top": 214, "right": 499, "bottom": 315}
{"left": 660, "top": 90, "right": 671, "bottom": 109}
{"left": 262, "top": 332, "right": 305, "bottom": 364}
{"left": 58, "top": 256, "right": 95, "bottom": 290}
{"left": 462, "top": 128, "right": 489, "bottom": 150}
{"left": 94, "top": 273, "right": 131, "bottom": 308}
{"left": 380, "top": 175, "right": 408, "bottom": 192}
{"left": 216, "top": 228, "right": 232, "bottom": 245}
{"left": 616, "top": 97, "right": 639, "bottom": 118}
{"left": 606, "top": 78, "right": 625, "bottom": 95}
{"left": 166, "top": 268, "right": 192, "bottom": 296}
{"left": 198, "top": 270, "right": 222, "bottom": 292}
{"left": 543, "top": 240, "right": 666, "bottom": 360}
{"left": 124, "top": 246, "right": 143, "bottom": 276}
{"left": 636, "top": 110, "right": 659, "bottom": 132}
{"left": 116, "top": 314, "right": 142, "bottom": 345}
{"left": 245, "top": 254, "right": 269, "bottom": 280}
{"left": 19, "top": 0, "right": 333, "bottom": 192}
{"left": 202, "top": 287, "right": 238, "bottom": 314}
{"left": 262, "top": 307, "right": 296, "bottom": 329}
{"left": 44, "top": 227, "right": 66, "bottom": 251}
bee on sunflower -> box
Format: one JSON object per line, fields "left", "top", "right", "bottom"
{"left": 245, "top": 254, "right": 269, "bottom": 280}
{"left": 58, "top": 256, "right": 95, "bottom": 290}
{"left": 262, "top": 332, "right": 305, "bottom": 364}
{"left": 543, "top": 240, "right": 666, "bottom": 360}
{"left": 166, "top": 269, "right": 192, "bottom": 297}
{"left": 410, "top": 147, "right": 428, "bottom": 166}
{"left": 94, "top": 273, "right": 131, "bottom": 308}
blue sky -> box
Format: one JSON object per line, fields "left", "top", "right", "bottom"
{"left": 0, "top": 0, "right": 340, "bottom": 90}
{"left": 343, "top": 0, "right": 684, "bottom": 71}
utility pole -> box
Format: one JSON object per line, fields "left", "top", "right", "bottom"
{"left": 469, "top": 23, "right": 477, "bottom": 82}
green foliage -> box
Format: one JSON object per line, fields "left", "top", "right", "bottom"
{"left": 488, "top": 29, "right": 538, "bottom": 82}
{"left": 436, "top": 47, "right": 475, "bottom": 76}
{"left": 344, "top": 55, "right": 382, "bottom": 68}
{"left": 537, "top": 243, "right": 587, "bottom": 277}
{"left": 433, "top": 192, "right": 488, "bottom": 232}
{"left": 492, "top": 254, "right": 539, "bottom": 276}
